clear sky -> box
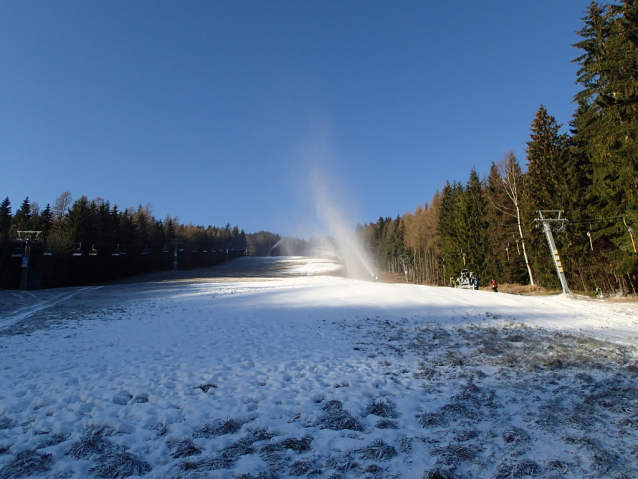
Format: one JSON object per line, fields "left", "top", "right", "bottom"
{"left": 1, "top": 1, "right": 591, "bottom": 237}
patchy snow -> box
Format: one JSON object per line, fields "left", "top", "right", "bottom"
{"left": 0, "top": 256, "right": 637, "bottom": 479}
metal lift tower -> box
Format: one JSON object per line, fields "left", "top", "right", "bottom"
{"left": 535, "top": 211, "right": 571, "bottom": 294}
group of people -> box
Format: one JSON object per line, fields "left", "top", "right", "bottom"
{"left": 450, "top": 271, "right": 498, "bottom": 292}
{"left": 472, "top": 277, "right": 499, "bottom": 292}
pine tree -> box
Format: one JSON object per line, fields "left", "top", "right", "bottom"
{"left": 0, "top": 197, "right": 12, "bottom": 242}
{"left": 12, "top": 197, "right": 32, "bottom": 233}
{"left": 572, "top": 1, "right": 638, "bottom": 288}
{"left": 39, "top": 204, "right": 53, "bottom": 236}
{"left": 438, "top": 181, "right": 466, "bottom": 278}
{"left": 463, "top": 168, "right": 490, "bottom": 280}
{"left": 524, "top": 106, "right": 573, "bottom": 288}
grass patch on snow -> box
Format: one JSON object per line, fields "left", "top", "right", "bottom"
{"left": 0, "top": 450, "right": 52, "bottom": 479}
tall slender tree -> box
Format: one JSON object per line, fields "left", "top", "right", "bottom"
{"left": 572, "top": 1, "right": 638, "bottom": 287}
{"left": 524, "top": 106, "right": 572, "bottom": 288}
{"left": 12, "top": 197, "right": 33, "bottom": 233}
{"left": 501, "top": 153, "right": 535, "bottom": 285}
{"left": 463, "top": 168, "right": 490, "bottom": 279}
{"left": 438, "top": 181, "right": 466, "bottom": 278}
{"left": 0, "top": 197, "right": 12, "bottom": 242}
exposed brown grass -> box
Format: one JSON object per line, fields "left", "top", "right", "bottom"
{"left": 494, "top": 283, "right": 561, "bottom": 296}
{"left": 605, "top": 293, "right": 638, "bottom": 303}
{"left": 376, "top": 271, "right": 408, "bottom": 284}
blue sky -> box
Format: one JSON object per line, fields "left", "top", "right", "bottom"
{"left": 1, "top": 1, "right": 591, "bottom": 237}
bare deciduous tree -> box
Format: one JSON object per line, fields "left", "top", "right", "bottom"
{"left": 497, "top": 152, "right": 534, "bottom": 285}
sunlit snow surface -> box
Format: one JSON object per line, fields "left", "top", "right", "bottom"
{"left": 1, "top": 256, "right": 637, "bottom": 479}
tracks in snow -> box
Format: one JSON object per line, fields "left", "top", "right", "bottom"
{"left": 0, "top": 286, "right": 103, "bottom": 331}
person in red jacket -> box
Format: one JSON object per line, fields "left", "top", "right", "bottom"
{"left": 491, "top": 279, "right": 498, "bottom": 292}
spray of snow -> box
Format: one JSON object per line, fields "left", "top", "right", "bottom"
{"left": 284, "top": 126, "right": 376, "bottom": 279}
{"left": 310, "top": 170, "right": 375, "bottom": 279}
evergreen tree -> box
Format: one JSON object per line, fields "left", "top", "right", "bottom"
{"left": 65, "top": 196, "right": 91, "bottom": 243}
{"left": 462, "top": 168, "right": 490, "bottom": 280}
{"left": 438, "top": 181, "right": 466, "bottom": 278}
{"left": 572, "top": 1, "right": 638, "bottom": 288}
{"left": 0, "top": 197, "right": 12, "bottom": 242}
{"left": 39, "top": 204, "right": 53, "bottom": 236}
{"left": 524, "top": 106, "right": 572, "bottom": 288}
{"left": 12, "top": 197, "right": 32, "bottom": 232}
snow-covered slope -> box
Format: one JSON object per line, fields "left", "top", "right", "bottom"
{"left": 0, "top": 256, "right": 637, "bottom": 478}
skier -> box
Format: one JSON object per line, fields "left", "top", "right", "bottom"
{"left": 491, "top": 278, "right": 498, "bottom": 292}
{"left": 473, "top": 276, "right": 479, "bottom": 290}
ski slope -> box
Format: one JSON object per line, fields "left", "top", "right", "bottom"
{"left": 0, "top": 256, "right": 637, "bottom": 478}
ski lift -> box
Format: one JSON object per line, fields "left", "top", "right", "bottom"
{"left": 120, "top": 247, "right": 128, "bottom": 256}
{"left": 72, "top": 244, "right": 83, "bottom": 256}
{"left": 202, "top": 248, "right": 208, "bottom": 253}
{"left": 112, "top": 244, "right": 121, "bottom": 256}
{"left": 10, "top": 247, "right": 23, "bottom": 258}
{"left": 141, "top": 245, "right": 150, "bottom": 255}
{"left": 89, "top": 245, "right": 98, "bottom": 256}
{"left": 191, "top": 247, "right": 198, "bottom": 253}
{"left": 179, "top": 246, "right": 185, "bottom": 252}
{"left": 43, "top": 247, "right": 53, "bottom": 256}
{"left": 162, "top": 244, "right": 169, "bottom": 253}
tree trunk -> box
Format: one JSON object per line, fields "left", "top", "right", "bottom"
{"left": 515, "top": 204, "right": 534, "bottom": 286}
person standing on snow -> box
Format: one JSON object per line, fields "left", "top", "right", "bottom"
{"left": 491, "top": 279, "right": 498, "bottom": 292}
{"left": 473, "top": 277, "right": 479, "bottom": 290}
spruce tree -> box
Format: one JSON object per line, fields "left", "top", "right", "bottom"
{"left": 524, "top": 107, "right": 573, "bottom": 288}
{"left": 12, "top": 197, "right": 32, "bottom": 233}
{"left": 483, "top": 163, "right": 508, "bottom": 282}
{"left": 39, "top": 204, "right": 53, "bottom": 236}
{"left": 463, "top": 168, "right": 490, "bottom": 280}
{"left": 572, "top": 1, "right": 638, "bottom": 287}
{"left": 0, "top": 197, "right": 12, "bottom": 242}
{"left": 438, "top": 181, "right": 466, "bottom": 279}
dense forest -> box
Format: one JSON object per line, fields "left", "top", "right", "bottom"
{"left": 359, "top": 1, "right": 638, "bottom": 294}
{"left": 0, "top": 192, "right": 278, "bottom": 289}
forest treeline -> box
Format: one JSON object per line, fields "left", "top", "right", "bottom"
{"left": 359, "top": 2, "right": 638, "bottom": 294}
{"left": 0, "top": 192, "right": 279, "bottom": 289}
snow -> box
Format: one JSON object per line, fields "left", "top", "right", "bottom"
{"left": 0, "top": 256, "right": 637, "bottom": 479}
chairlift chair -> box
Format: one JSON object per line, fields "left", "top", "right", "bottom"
{"left": 163, "top": 244, "right": 169, "bottom": 253}
{"left": 72, "top": 244, "right": 83, "bottom": 256}
{"left": 191, "top": 247, "right": 198, "bottom": 253}
{"left": 43, "top": 247, "right": 53, "bottom": 256}
{"left": 89, "top": 245, "right": 98, "bottom": 256}
{"left": 10, "top": 247, "right": 23, "bottom": 258}
{"left": 141, "top": 246, "right": 150, "bottom": 255}
{"left": 112, "top": 245, "right": 121, "bottom": 257}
